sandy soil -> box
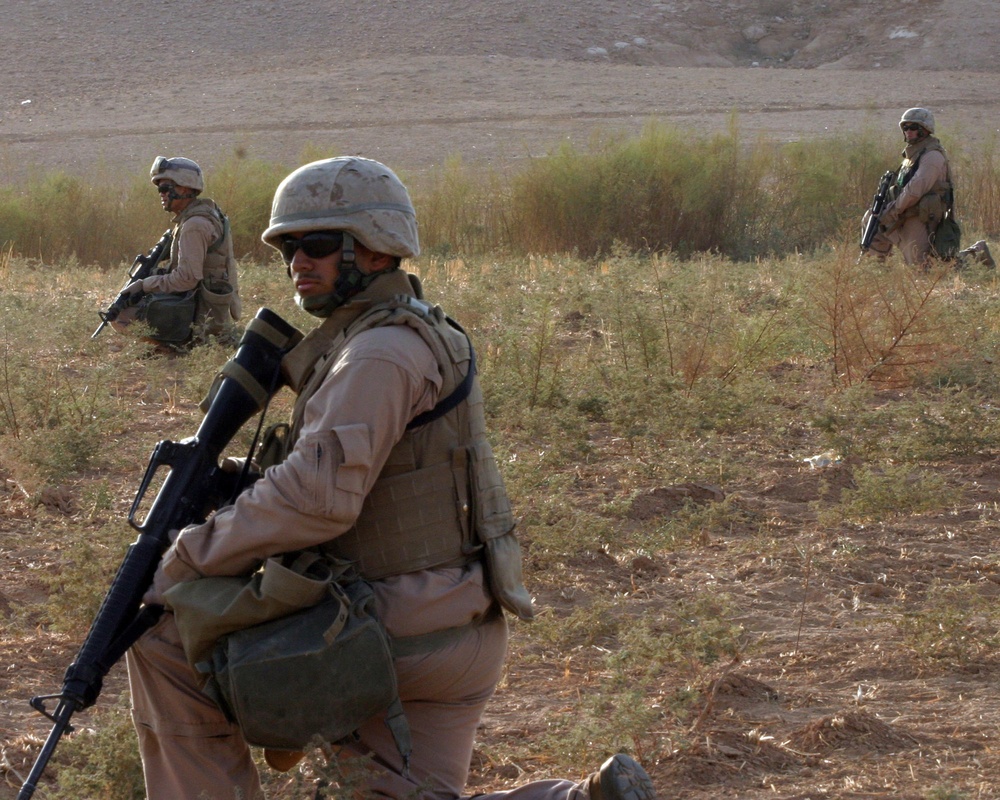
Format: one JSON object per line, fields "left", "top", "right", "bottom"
{"left": 4, "top": 2, "right": 1000, "bottom": 799}
{"left": 2, "top": 0, "right": 999, "bottom": 182}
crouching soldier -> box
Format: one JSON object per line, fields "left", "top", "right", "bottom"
{"left": 862, "top": 108, "right": 958, "bottom": 267}
{"left": 126, "top": 156, "right": 658, "bottom": 800}
{"left": 112, "top": 156, "right": 241, "bottom": 346}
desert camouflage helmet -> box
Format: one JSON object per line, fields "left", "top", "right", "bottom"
{"left": 899, "top": 107, "right": 935, "bottom": 135}
{"left": 262, "top": 157, "right": 419, "bottom": 258}
{"left": 149, "top": 156, "right": 205, "bottom": 192}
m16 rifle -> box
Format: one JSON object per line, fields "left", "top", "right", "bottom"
{"left": 859, "top": 170, "right": 897, "bottom": 257}
{"left": 17, "top": 307, "right": 303, "bottom": 800}
{"left": 91, "top": 229, "right": 173, "bottom": 338}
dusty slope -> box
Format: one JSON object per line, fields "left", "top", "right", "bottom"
{"left": 1, "top": 0, "right": 998, "bottom": 182}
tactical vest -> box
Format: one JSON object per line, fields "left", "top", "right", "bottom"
{"left": 891, "top": 137, "right": 954, "bottom": 226}
{"left": 278, "top": 270, "right": 533, "bottom": 620}
{"left": 163, "top": 197, "right": 242, "bottom": 329}
{"left": 166, "top": 198, "right": 233, "bottom": 285}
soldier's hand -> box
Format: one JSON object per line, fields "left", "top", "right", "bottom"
{"left": 122, "top": 280, "right": 145, "bottom": 307}
{"left": 222, "top": 456, "right": 261, "bottom": 478}
{"left": 208, "top": 457, "right": 262, "bottom": 510}
{"left": 879, "top": 205, "right": 900, "bottom": 231}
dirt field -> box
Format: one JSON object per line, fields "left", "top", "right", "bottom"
{"left": 2, "top": 0, "right": 999, "bottom": 182}
{"left": 4, "top": 1, "right": 1000, "bottom": 798}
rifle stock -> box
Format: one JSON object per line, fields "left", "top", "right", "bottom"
{"left": 860, "top": 170, "right": 896, "bottom": 255}
{"left": 18, "top": 307, "right": 303, "bottom": 799}
{"left": 92, "top": 229, "right": 174, "bottom": 339}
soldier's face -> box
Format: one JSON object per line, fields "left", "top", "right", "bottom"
{"left": 156, "top": 180, "right": 193, "bottom": 212}
{"left": 285, "top": 232, "right": 394, "bottom": 301}
{"left": 285, "top": 232, "right": 344, "bottom": 300}
{"left": 901, "top": 123, "right": 926, "bottom": 144}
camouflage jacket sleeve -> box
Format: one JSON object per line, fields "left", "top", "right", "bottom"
{"left": 139, "top": 214, "right": 217, "bottom": 294}
{"left": 884, "top": 150, "right": 948, "bottom": 221}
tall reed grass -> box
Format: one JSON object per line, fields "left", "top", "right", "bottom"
{"left": 2, "top": 121, "right": 996, "bottom": 266}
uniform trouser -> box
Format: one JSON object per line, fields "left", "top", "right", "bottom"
{"left": 865, "top": 214, "right": 932, "bottom": 266}
{"left": 127, "top": 612, "right": 592, "bottom": 800}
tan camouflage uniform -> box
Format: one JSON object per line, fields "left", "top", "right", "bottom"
{"left": 142, "top": 197, "right": 241, "bottom": 320}
{"left": 114, "top": 157, "right": 241, "bottom": 338}
{"left": 864, "top": 108, "right": 953, "bottom": 266}
{"left": 126, "top": 157, "right": 657, "bottom": 800}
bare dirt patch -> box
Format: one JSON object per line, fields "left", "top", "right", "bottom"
{"left": 2, "top": 1, "right": 999, "bottom": 182}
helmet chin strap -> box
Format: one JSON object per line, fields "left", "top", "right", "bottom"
{"left": 297, "top": 233, "right": 397, "bottom": 318}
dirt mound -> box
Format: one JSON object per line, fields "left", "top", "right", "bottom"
{"left": 706, "top": 672, "right": 781, "bottom": 706}
{"left": 761, "top": 463, "right": 856, "bottom": 504}
{"left": 788, "top": 710, "right": 918, "bottom": 754}
{"left": 627, "top": 483, "right": 726, "bottom": 520}
{"left": 667, "top": 727, "right": 802, "bottom": 787}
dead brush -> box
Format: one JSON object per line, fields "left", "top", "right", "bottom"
{"left": 41, "top": 696, "right": 144, "bottom": 800}
{"left": 804, "top": 249, "right": 960, "bottom": 388}
{"left": 597, "top": 250, "right": 792, "bottom": 393}
{"left": 894, "top": 581, "right": 1000, "bottom": 667}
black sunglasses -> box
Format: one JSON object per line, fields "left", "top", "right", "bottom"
{"left": 901, "top": 123, "right": 923, "bottom": 132}
{"left": 156, "top": 182, "right": 175, "bottom": 194}
{"left": 279, "top": 231, "right": 345, "bottom": 265}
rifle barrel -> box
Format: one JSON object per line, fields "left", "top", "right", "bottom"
{"left": 21, "top": 307, "right": 303, "bottom": 796}
{"left": 16, "top": 698, "right": 76, "bottom": 800}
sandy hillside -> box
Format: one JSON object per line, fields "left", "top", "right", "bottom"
{"left": 1, "top": 0, "right": 999, "bottom": 183}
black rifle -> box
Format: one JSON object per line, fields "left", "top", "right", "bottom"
{"left": 91, "top": 229, "right": 174, "bottom": 339}
{"left": 18, "top": 307, "right": 303, "bottom": 800}
{"left": 859, "top": 170, "right": 897, "bottom": 255}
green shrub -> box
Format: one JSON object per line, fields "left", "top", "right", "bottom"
{"left": 3, "top": 121, "right": 992, "bottom": 263}
{"left": 819, "top": 463, "right": 958, "bottom": 525}
{"left": 49, "top": 696, "right": 145, "bottom": 800}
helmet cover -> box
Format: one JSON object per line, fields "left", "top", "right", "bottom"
{"left": 262, "top": 157, "right": 419, "bottom": 258}
{"left": 150, "top": 156, "right": 205, "bottom": 192}
{"left": 899, "top": 107, "right": 935, "bottom": 135}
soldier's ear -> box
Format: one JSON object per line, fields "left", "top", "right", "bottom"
{"left": 369, "top": 252, "right": 395, "bottom": 272}
{"left": 355, "top": 243, "right": 395, "bottom": 274}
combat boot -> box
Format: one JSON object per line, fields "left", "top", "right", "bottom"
{"left": 957, "top": 239, "right": 996, "bottom": 269}
{"left": 586, "top": 754, "right": 658, "bottom": 800}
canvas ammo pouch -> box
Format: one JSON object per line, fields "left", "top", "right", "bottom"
{"left": 163, "top": 552, "right": 411, "bottom": 760}
{"left": 933, "top": 213, "right": 962, "bottom": 260}
{"left": 465, "top": 440, "right": 535, "bottom": 621}
{"left": 198, "top": 279, "right": 237, "bottom": 334}
{"left": 139, "top": 289, "right": 198, "bottom": 343}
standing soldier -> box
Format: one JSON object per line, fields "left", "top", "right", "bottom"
{"left": 112, "top": 156, "right": 242, "bottom": 345}
{"left": 863, "top": 108, "right": 960, "bottom": 267}
{"left": 126, "top": 156, "right": 658, "bottom": 800}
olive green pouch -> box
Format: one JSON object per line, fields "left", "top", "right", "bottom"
{"left": 141, "top": 290, "right": 198, "bottom": 343}
{"left": 933, "top": 213, "right": 962, "bottom": 260}
{"left": 165, "top": 552, "right": 334, "bottom": 669}
{"left": 466, "top": 440, "right": 535, "bottom": 621}
{"left": 164, "top": 553, "right": 411, "bottom": 759}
